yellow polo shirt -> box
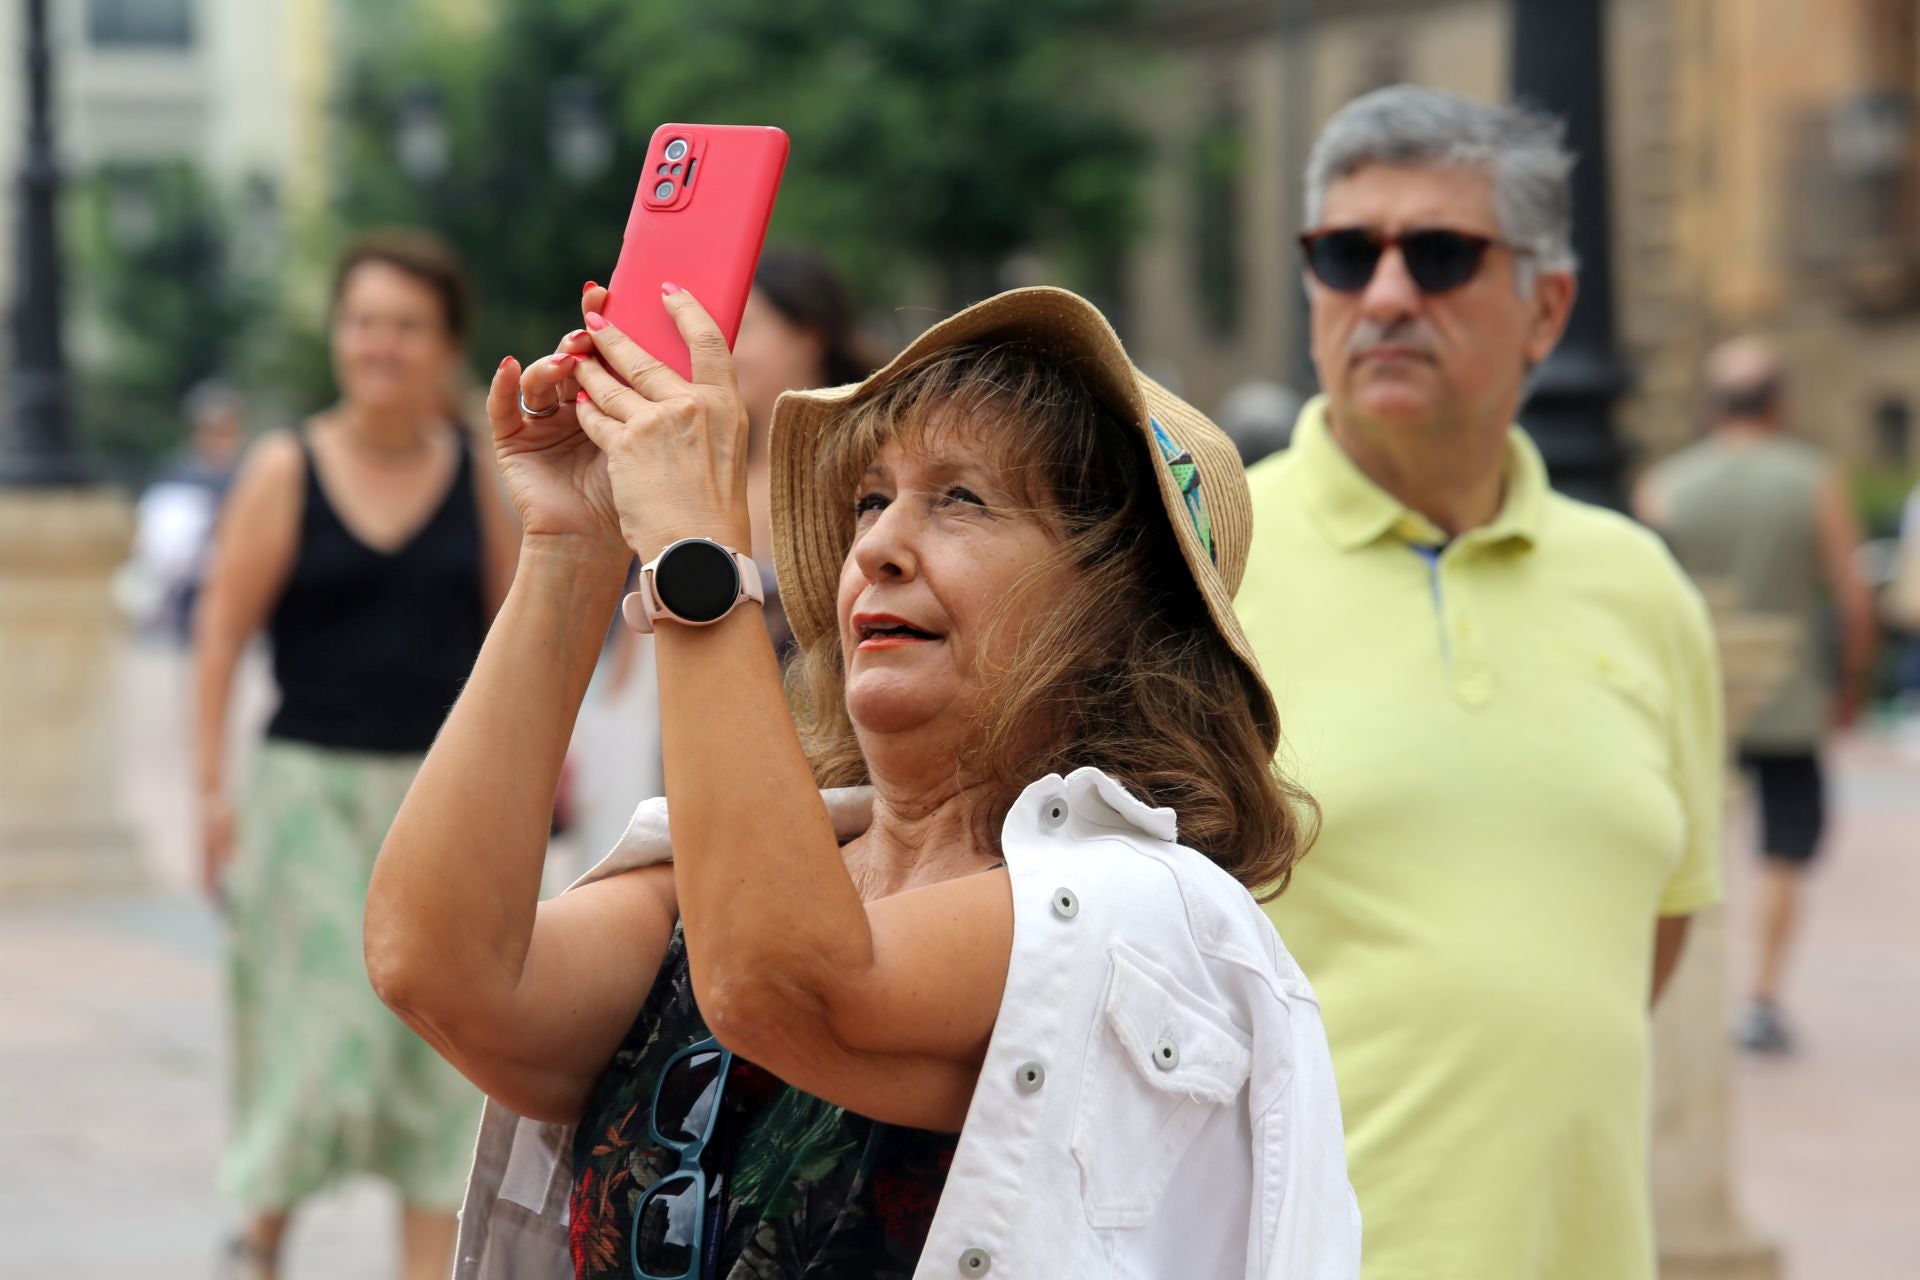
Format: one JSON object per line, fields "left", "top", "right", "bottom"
{"left": 1240, "top": 399, "right": 1723, "bottom": 1280}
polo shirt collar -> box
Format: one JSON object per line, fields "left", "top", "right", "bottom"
{"left": 1291, "top": 395, "right": 1546, "bottom": 552}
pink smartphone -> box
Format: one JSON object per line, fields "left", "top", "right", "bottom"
{"left": 602, "top": 123, "right": 789, "bottom": 381}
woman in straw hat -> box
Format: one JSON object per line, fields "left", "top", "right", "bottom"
{"left": 365, "top": 283, "right": 1360, "bottom": 1279}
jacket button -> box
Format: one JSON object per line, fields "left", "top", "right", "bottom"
{"left": 1015, "top": 1060, "right": 1046, "bottom": 1092}
{"left": 1153, "top": 1038, "right": 1180, "bottom": 1071}
{"left": 1041, "top": 795, "right": 1069, "bottom": 829}
{"left": 959, "top": 1246, "right": 992, "bottom": 1274}
{"left": 1051, "top": 888, "right": 1079, "bottom": 919}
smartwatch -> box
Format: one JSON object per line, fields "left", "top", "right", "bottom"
{"left": 621, "top": 537, "right": 765, "bottom": 634}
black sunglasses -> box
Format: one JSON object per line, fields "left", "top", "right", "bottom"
{"left": 1298, "top": 227, "right": 1525, "bottom": 295}
{"left": 630, "top": 1037, "right": 733, "bottom": 1280}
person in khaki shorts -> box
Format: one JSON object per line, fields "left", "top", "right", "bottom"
{"left": 1638, "top": 337, "right": 1879, "bottom": 1054}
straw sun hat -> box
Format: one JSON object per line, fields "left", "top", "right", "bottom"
{"left": 768, "top": 285, "right": 1273, "bottom": 732}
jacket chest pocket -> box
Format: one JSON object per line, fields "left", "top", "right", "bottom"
{"left": 1069, "top": 947, "right": 1253, "bottom": 1229}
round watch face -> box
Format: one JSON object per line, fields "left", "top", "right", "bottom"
{"left": 654, "top": 539, "right": 740, "bottom": 624}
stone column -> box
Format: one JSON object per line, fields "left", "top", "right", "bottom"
{"left": 1652, "top": 590, "right": 1791, "bottom": 1279}
{"left": 0, "top": 489, "right": 144, "bottom": 893}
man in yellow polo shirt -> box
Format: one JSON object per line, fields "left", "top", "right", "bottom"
{"left": 1240, "top": 87, "right": 1724, "bottom": 1279}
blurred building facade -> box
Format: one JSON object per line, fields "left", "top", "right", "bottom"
{"left": 0, "top": 0, "right": 338, "bottom": 314}
{"left": 1125, "top": 0, "right": 1920, "bottom": 481}
{"left": 0, "top": 0, "right": 337, "bottom": 401}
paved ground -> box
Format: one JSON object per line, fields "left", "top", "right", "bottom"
{"left": 1, "top": 640, "right": 1915, "bottom": 1278}
{"left": 1722, "top": 731, "right": 1920, "bottom": 1279}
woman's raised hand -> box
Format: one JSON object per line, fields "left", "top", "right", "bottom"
{"left": 569, "top": 284, "right": 752, "bottom": 564}
{"left": 483, "top": 283, "right": 626, "bottom": 564}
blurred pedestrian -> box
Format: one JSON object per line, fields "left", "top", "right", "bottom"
{"left": 1237, "top": 85, "right": 1725, "bottom": 1280}
{"left": 192, "top": 230, "right": 519, "bottom": 1280}
{"left": 565, "top": 249, "right": 875, "bottom": 863}
{"left": 723, "top": 246, "right": 877, "bottom": 652}
{"left": 127, "top": 380, "right": 248, "bottom": 643}
{"left": 1888, "top": 477, "right": 1920, "bottom": 708}
{"left": 1638, "top": 337, "right": 1879, "bottom": 1054}
{"left": 1215, "top": 379, "right": 1301, "bottom": 466}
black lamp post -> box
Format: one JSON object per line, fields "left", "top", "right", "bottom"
{"left": 1510, "top": 0, "right": 1628, "bottom": 509}
{"left": 1, "top": 0, "right": 85, "bottom": 487}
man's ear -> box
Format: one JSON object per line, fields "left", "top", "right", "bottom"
{"left": 1524, "top": 270, "right": 1578, "bottom": 366}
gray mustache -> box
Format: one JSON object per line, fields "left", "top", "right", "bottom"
{"left": 1347, "top": 321, "right": 1436, "bottom": 360}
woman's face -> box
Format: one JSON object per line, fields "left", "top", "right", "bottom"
{"left": 734, "top": 288, "right": 827, "bottom": 431}
{"left": 835, "top": 427, "right": 1067, "bottom": 747}
{"left": 330, "top": 261, "right": 460, "bottom": 416}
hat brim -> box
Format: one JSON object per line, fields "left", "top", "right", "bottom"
{"left": 768, "top": 286, "right": 1274, "bottom": 739}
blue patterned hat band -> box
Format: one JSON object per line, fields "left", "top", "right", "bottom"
{"left": 1150, "top": 416, "right": 1216, "bottom": 565}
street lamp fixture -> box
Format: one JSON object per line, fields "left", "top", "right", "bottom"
{"left": 549, "top": 77, "right": 612, "bottom": 184}
{"left": 397, "top": 83, "right": 450, "bottom": 184}
{"left": 1, "top": 0, "right": 87, "bottom": 487}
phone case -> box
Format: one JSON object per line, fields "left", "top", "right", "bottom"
{"left": 603, "top": 124, "right": 790, "bottom": 381}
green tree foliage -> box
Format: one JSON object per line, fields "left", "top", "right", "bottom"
{"left": 70, "top": 161, "right": 265, "bottom": 471}
{"left": 331, "top": 0, "right": 1152, "bottom": 380}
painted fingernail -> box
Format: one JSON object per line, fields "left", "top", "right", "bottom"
{"left": 498, "top": 356, "right": 513, "bottom": 369}
{"left": 549, "top": 353, "right": 572, "bottom": 366}
{"left": 576, "top": 390, "right": 590, "bottom": 404}
{"left": 584, "top": 311, "right": 608, "bottom": 331}
{"left": 660, "top": 281, "right": 681, "bottom": 296}
{"left": 565, "top": 328, "right": 587, "bottom": 343}
{"left": 582, "top": 280, "right": 599, "bottom": 294}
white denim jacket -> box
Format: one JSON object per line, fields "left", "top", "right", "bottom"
{"left": 452, "top": 767, "right": 1360, "bottom": 1279}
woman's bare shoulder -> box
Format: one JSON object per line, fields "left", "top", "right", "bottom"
{"left": 232, "top": 428, "right": 307, "bottom": 493}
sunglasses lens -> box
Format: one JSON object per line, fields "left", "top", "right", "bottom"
{"left": 656, "top": 1047, "right": 727, "bottom": 1145}
{"left": 1401, "top": 231, "right": 1489, "bottom": 293}
{"left": 633, "top": 1174, "right": 701, "bottom": 1276}
{"left": 1306, "top": 230, "right": 1382, "bottom": 291}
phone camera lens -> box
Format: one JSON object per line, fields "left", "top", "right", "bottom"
{"left": 654, "top": 180, "right": 676, "bottom": 200}
{"left": 663, "top": 138, "right": 689, "bottom": 162}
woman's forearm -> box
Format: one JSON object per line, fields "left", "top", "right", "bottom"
{"left": 191, "top": 612, "right": 243, "bottom": 801}
{"left": 365, "top": 538, "right": 626, "bottom": 1022}
{"left": 653, "top": 610, "right": 873, "bottom": 1041}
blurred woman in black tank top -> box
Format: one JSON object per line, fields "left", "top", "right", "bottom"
{"left": 192, "top": 231, "right": 519, "bottom": 1280}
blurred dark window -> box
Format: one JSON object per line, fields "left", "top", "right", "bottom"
{"left": 1784, "top": 91, "right": 1920, "bottom": 310}
{"left": 86, "top": 0, "right": 193, "bottom": 48}
{"left": 1874, "top": 396, "right": 1912, "bottom": 465}
{"left": 1192, "top": 107, "right": 1245, "bottom": 339}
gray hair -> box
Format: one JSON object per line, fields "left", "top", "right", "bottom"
{"left": 182, "top": 379, "right": 246, "bottom": 428}
{"left": 1305, "top": 85, "right": 1577, "bottom": 289}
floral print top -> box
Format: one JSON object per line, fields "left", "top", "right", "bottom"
{"left": 569, "top": 926, "right": 956, "bottom": 1279}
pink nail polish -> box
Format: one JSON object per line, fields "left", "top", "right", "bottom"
{"left": 660, "top": 281, "right": 681, "bottom": 296}
{"left": 582, "top": 280, "right": 599, "bottom": 294}
{"left": 549, "top": 353, "right": 572, "bottom": 366}
{"left": 498, "top": 356, "right": 513, "bottom": 369}
{"left": 565, "top": 328, "right": 587, "bottom": 344}
{"left": 584, "top": 311, "right": 608, "bottom": 331}
{"left": 576, "top": 390, "right": 590, "bottom": 404}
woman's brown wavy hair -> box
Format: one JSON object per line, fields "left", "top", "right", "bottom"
{"left": 786, "top": 342, "right": 1315, "bottom": 901}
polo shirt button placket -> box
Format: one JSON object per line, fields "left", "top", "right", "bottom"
{"left": 1441, "top": 558, "right": 1493, "bottom": 708}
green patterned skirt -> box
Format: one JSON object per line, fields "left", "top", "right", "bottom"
{"left": 220, "top": 739, "right": 480, "bottom": 1212}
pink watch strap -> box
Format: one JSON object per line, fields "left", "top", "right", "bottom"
{"left": 621, "top": 546, "right": 765, "bottom": 634}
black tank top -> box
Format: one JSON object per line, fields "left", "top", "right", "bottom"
{"left": 265, "top": 431, "right": 488, "bottom": 754}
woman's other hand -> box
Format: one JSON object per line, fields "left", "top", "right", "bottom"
{"left": 201, "top": 796, "right": 235, "bottom": 904}
{"left": 484, "top": 284, "right": 627, "bottom": 564}
{"left": 570, "top": 286, "right": 752, "bottom": 563}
